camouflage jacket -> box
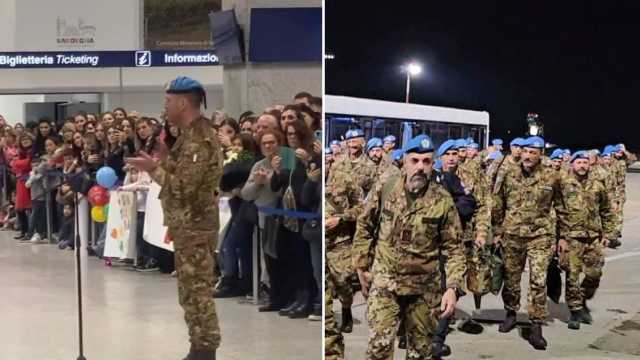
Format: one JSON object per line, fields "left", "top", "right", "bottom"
{"left": 492, "top": 162, "right": 563, "bottom": 238}
{"left": 557, "top": 171, "right": 616, "bottom": 240}
{"left": 352, "top": 175, "right": 465, "bottom": 296}
{"left": 150, "top": 116, "right": 223, "bottom": 244}
{"left": 455, "top": 162, "right": 490, "bottom": 240}
{"left": 330, "top": 153, "right": 378, "bottom": 197}
{"left": 590, "top": 164, "right": 614, "bottom": 190}
{"left": 325, "top": 167, "right": 363, "bottom": 249}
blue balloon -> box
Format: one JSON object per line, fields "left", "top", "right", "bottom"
{"left": 96, "top": 166, "right": 118, "bottom": 189}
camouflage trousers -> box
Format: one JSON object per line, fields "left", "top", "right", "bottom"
{"left": 464, "top": 241, "right": 491, "bottom": 296}
{"left": 326, "top": 242, "right": 356, "bottom": 306}
{"left": 366, "top": 285, "right": 441, "bottom": 360}
{"left": 565, "top": 238, "right": 604, "bottom": 311}
{"left": 611, "top": 196, "right": 625, "bottom": 238}
{"left": 501, "top": 235, "right": 553, "bottom": 323}
{"left": 174, "top": 230, "right": 221, "bottom": 351}
{"left": 325, "top": 273, "right": 345, "bottom": 360}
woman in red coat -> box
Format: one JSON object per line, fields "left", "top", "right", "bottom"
{"left": 11, "top": 134, "right": 33, "bottom": 240}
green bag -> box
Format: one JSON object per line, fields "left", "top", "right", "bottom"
{"left": 489, "top": 245, "right": 504, "bottom": 296}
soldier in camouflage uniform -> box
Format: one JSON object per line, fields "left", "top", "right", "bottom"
{"left": 353, "top": 134, "right": 466, "bottom": 360}
{"left": 326, "top": 165, "right": 364, "bottom": 334}
{"left": 127, "top": 76, "right": 222, "bottom": 360}
{"left": 325, "top": 273, "right": 346, "bottom": 360}
{"left": 441, "top": 140, "right": 491, "bottom": 307}
{"left": 549, "top": 149, "right": 564, "bottom": 172}
{"left": 492, "top": 136, "right": 563, "bottom": 350}
{"left": 330, "top": 129, "right": 378, "bottom": 196}
{"left": 366, "top": 137, "right": 392, "bottom": 179}
{"left": 610, "top": 144, "right": 638, "bottom": 245}
{"left": 555, "top": 151, "right": 616, "bottom": 330}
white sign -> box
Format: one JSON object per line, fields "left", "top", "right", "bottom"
{"left": 104, "top": 191, "right": 138, "bottom": 259}
{"left": 143, "top": 182, "right": 232, "bottom": 252}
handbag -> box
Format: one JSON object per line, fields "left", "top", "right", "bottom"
{"left": 302, "top": 218, "right": 321, "bottom": 243}
{"left": 262, "top": 214, "right": 281, "bottom": 259}
{"left": 281, "top": 170, "right": 299, "bottom": 233}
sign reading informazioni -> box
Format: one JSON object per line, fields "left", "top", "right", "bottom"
{"left": 0, "top": 51, "right": 220, "bottom": 69}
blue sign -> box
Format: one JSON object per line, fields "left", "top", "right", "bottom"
{"left": 0, "top": 50, "right": 220, "bottom": 69}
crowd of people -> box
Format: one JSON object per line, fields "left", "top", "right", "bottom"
{"left": 0, "top": 90, "right": 324, "bottom": 321}
{"left": 324, "top": 129, "right": 637, "bottom": 359}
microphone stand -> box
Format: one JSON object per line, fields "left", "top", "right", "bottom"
{"left": 74, "top": 190, "right": 87, "bottom": 360}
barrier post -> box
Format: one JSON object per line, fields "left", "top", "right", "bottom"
{"left": 45, "top": 187, "right": 53, "bottom": 244}
{"left": 252, "top": 226, "right": 259, "bottom": 305}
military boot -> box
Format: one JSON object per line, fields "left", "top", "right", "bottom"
{"left": 579, "top": 308, "right": 593, "bottom": 324}
{"left": 340, "top": 307, "right": 353, "bottom": 333}
{"left": 190, "top": 349, "right": 216, "bottom": 360}
{"left": 568, "top": 311, "right": 581, "bottom": 330}
{"left": 498, "top": 310, "right": 517, "bottom": 333}
{"left": 528, "top": 324, "right": 547, "bottom": 350}
{"left": 432, "top": 342, "right": 452, "bottom": 358}
{"left": 607, "top": 238, "right": 621, "bottom": 249}
{"left": 473, "top": 293, "right": 482, "bottom": 310}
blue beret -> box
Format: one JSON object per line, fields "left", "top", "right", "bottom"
{"left": 166, "top": 76, "right": 207, "bottom": 108}
{"left": 454, "top": 139, "right": 468, "bottom": 149}
{"left": 467, "top": 142, "right": 479, "bottom": 149}
{"left": 487, "top": 151, "right": 503, "bottom": 161}
{"left": 383, "top": 135, "right": 396, "bottom": 143}
{"left": 330, "top": 140, "right": 340, "bottom": 146}
{"left": 614, "top": 144, "right": 623, "bottom": 152}
{"left": 466, "top": 137, "right": 474, "bottom": 144}
{"left": 550, "top": 149, "right": 564, "bottom": 160}
{"left": 391, "top": 149, "right": 404, "bottom": 162}
{"left": 592, "top": 149, "right": 600, "bottom": 156}
{"left": 563, "top": 149, "right": 571, "bottom": 155}
{"left": 510, "top": 137, "right": 525, "bottom": 147}
{"left": 366, "top": 137, "right": 383, "bottom": 152}
{"left": 523, "top": 136, "right": 545, "bottom": 149}
{"left": 492, "top": 138, "right": 503, "bottom": 146}
{"left": 570, "top": 150, "right": 589, "bottom": 163}
{"left": 437, "top": 139, "right": 457, "bottom": 157}
{"left": 603, "top": 145, "right": 614, "bottom": 154}
{"left": 324, "top": 148, "right": 332, "bottom": 155}
{"left": 344, "top": 129, "right": 364, "bottom": 140}
{"left": 404, "top": 134, "right": 434, "bottom": 154}
{"left": 433, "top": 159, "right": 443, "bottom": 171}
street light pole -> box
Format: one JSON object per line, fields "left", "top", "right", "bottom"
{"left": 405, "top": 71, "right": 411, "bottom": 103}
{"left": 405, "top": 62, "right": 422, "bottom": 103}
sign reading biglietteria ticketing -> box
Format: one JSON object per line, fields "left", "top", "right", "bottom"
{"left": 0, "top": 50, "right": 220, "bottom": 69}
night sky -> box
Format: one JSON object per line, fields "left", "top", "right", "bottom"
{"left": 326, "top": 1, "right": 640, "bottom": 151}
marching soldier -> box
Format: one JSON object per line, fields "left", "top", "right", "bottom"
{"left": 556, "top": 151, "right": 616, "bottom": 330}
{"left": 330, "top": 129, "right": 377, "bottom": 197}
{"left": 383, "top": 135, "right": 397, "bottom": 154}
{"left": 492, "top": 136, "right": 563, "bottom": 350}
{"left": 126, "top": 76, "right": 223, "bottom": 360}
{"left": 353, "top": 134, "right": 466, "bottom": 359}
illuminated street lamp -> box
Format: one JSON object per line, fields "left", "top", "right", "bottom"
{"left": 527, "top": 112, "right": 543, "bottom": 136}
{"left": 405, "top": 62, "right": 422, "bottom": 103}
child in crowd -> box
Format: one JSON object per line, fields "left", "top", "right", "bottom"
{"left": 119, "top": 167, "right": 156, "bottom": 271}
{"left": 57, "top": 204, "right": 75, "bottom": 250}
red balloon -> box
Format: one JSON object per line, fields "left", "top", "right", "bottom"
{"left": 88, "top": 186, "right": 109, "bottom": 206}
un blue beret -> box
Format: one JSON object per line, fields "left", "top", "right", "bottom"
{"left": 467, "top": 142, "right": 479, "bottom": 149}
{"left": 466, "top": 137, "right": 474, "bottom": 144}
{"left": 166, "top": 76, "right": 207, "bottom": 108}
{"left": 437, "top": 139, "right": 457, "bottom": 157}
{"left": 510, "top": 137, "right": 525, "bottom": 147}
{"left": 563, "top": 149, "right": 571, "bottom": 156}
{"left": 454, "top": 139, "right": 468, "bottom": 149}
{"left": 366, "top": 137, "right": 383, "bottom": 152}
{"left": 324, "top": 148, "right": 332, "bottom": 155}
{"left": 383, "top": 135, "right": 396, "bottom": 143}
{"left": 344, "top": 129, "right": 364, "bottom": 140}
{"left": 391, "top": 149, "right": 404, "bottom": 162}
{"left": 492, "top": 138, "right": 503, "bottom": 146}
{"left": 330, "top": 140, "right": 340, "bottom": 146}
{"left": 570, "top": 150, "right": 589, "bottom": 163}
{"left": 487, "top": 151, "right": 502, "bottom": 161}
{"left": 523, "top": 136, "right": 545, "bottom": 149}
{"left": 550, "top": 149, "right": 564, "bottom": 160}
{"left": 404, "top": 134, "right": 434, "bottom": 154}
{"left": 433, "top": 159, "right": 443, "bottom": 171}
